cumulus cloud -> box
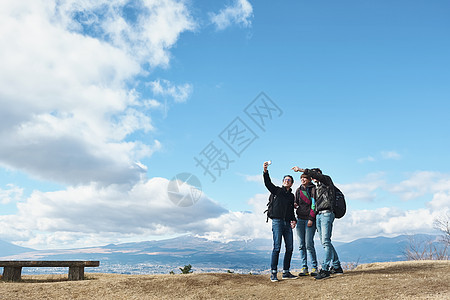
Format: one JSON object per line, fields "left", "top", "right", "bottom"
{"left": 210, "top": 0, "right": 253, "bottom": 30}
{"left": 0, "top": 184, "right": 24, "bottom": 205}
{"left": 3, "top": 170, "right": 450, "bottom": 248}
{"left": 53, "top": 0, "right": 196, "bottom": 67}
{"left": 194, "top": 193, "right": 445, "bottom": 244}
{"left": 331, "top": 171, "right": 450, "bottom": 241}
{"left": 428, "top": 192, "right": 450, "bottom": 211}
{"left": 388, "top": 171, "right": 450, "bottom": 201}
{"left": 330, "top": 207, "right": 435, "bottom": 242}
{"left": 0, "top": 0, "right": 195, "bottom": 185}
{"left": 197, "top": 171, "right": 450, "bottom": 243}
{"left": 337, "top": 172, "right": 386, "bottom": 202}
{"left": 196, "top": 193, "right": 272, "bottom": 242}
{"left": 0, "top": 177, "right": 227, "bottom": 249}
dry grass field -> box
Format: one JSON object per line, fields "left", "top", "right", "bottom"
{"left": 0, "top": 260, "right": 449, "bottom": 299}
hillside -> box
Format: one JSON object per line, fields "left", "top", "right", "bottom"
{"left": 0, "top": 240, "right": 34, "bottom": 257}
{"left": 1, "top": 260, "right": 448, "bottom": 299}
{"left": 2, "top": 234, "right": 444, "bottom": 275}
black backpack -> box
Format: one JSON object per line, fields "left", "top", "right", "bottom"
{"left": 333, "top": 186, "right": 346, "bottom": 219}
{"left": 264, "top": 193, "right": 276, "bottom": 222}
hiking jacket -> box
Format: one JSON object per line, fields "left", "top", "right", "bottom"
{"left": 294, "top": 182, "right": 316, "bottom": 221}
{"left": 263, "top": 171, "right": 296, "bottom": 222}
{"left": 303, "top": 169, "right": 335, "bottom": 213}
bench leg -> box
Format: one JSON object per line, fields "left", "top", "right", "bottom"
{"left": 68, "top": 266, "right": 84, "bottom": 280}
{"left": 3, "top": 267, "right": 22, "bottom": 282}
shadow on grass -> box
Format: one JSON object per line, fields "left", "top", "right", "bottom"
{"left": 4, "top": 274, "right": 98, "bottom": 283}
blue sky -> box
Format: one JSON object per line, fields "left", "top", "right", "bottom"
{"left": 0, "top": 0, "right": 449, "bottom": 250}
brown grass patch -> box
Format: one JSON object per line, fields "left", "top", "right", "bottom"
{"left": 1, "top": 260, "right": 448, "bottom": 299}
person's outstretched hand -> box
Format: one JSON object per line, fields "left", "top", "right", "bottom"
{"left": 292, "top": 166, "right": 305, "bottom": 173}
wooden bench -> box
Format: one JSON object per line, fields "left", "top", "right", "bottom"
{"left": 0, "top": 261, "right": 100, "bottom": 282}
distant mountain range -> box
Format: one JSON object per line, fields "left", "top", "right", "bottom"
{"left": 0, "top": 234, "right": 444, "bottom": 275}
{"left": 0, "top": 239, "right": 34, "bottom": 257}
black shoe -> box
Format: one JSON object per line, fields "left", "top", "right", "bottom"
{"left": 270, "top": 273, "right": 279, "bottom": 282}
{"left": 330, "top": 266, "right": 344, "bottom": 275}
{"left": 314, "top": 269, "right": 331, "bottom": 280}
{"left": 310, "top": 267, "right": 318, "bottom": 277}
{"left": 282, "top": 271, "right": 298, "bottom": 280}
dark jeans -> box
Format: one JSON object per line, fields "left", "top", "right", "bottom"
{"left": 271, "top": 219, "right": 294, "bottom": 272}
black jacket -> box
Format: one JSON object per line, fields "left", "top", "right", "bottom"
{"left": 263, "top": 171, "right": 296, "bottom": 222}
{"left": 295, "top": 182, "right": 316, "bottom": 221}
{"left": 303, "top": 169, "right": 335, "bottom": 213}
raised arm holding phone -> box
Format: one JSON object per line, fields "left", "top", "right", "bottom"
{"left": 263, "top": 161, "right": 297, "bottom": 282}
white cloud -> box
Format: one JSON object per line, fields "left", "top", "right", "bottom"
{"left": 0, "top": 0, "right": 196, "bottom": 185}
{"left": 387, "top": 171, "right": 450, "bottom": 201}
{"left": 330, "top": 207, "right": 440, "bottom": 242}
{"left": 197, "top": 171, "right": 450, "bottom": 243}
{"left": 3, "top": 170, "right": 450, "bottom": 248}
{"left": 357, "top": 150, "right": 401, "bottom": 163}
{"left": 196, "top": 193, "right": 272, "bottom": 242}
{"left": 0, "top": 184, "right": 24, "bottom": 205}
{"left": 357, "top": 156, "right": 375, "bottom": 163}
{"left": 331, "top": 171, "right": 450, "bottom": 241}
{"left": 148, "top": 79, "right": 193, "bottom": 103}
{"left": 337, "top": 172, "right": 386, "bottom": 202}
{"left": 379, "top": 209, "right": 435, "bottom": 234}
{"left": 381, "top": 150, "right": 402, "bottom": 160}
{"left": 428, "top": 192, "right": 450, "bottom": 211}
{"left": 53, "top": 0, "right": 196, "bottom": 67}
{"left": 0, "top": 177, "right": 227, "bottom": 249}
{"left": 210, "top": 0, "right": 253, "bottom": 30}
{"left": 195, "top": 192, "right": 445, "bottom": 244}
{"left": 238, "top": 173, "right": 262, "bottom": 183}
{"left": 0, "top": 0, "right": 264, "bottom": 250}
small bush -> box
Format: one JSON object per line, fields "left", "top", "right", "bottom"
{"left": 179, "top": 264, "right": 193, "bottom": 274}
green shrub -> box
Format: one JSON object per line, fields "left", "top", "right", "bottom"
{"left": 179, "top": 264, "right": 193, "bottom": 274}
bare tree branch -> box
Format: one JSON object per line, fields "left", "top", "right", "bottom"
{"left": 433, "top": 213, "right": 450, "bottom": 246}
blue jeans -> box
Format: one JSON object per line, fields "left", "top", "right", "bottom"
{"left": 296, "top": 218, "right": 318, "bottom": 269}
{"left": 271, "top": 219, "right": 294, "bottom": 272}
{"left": 316, "top": 211, "right": 340, "bottom": 271}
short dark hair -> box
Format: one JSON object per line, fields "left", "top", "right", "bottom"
{"left": 283, "top": 175, "right": 294, "bottom": 183}
{"left": 300, "top": 173, "right": 311, "bottom": 180}
{"left": 311, "top": 168, "right": 322, "bottom": 174}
